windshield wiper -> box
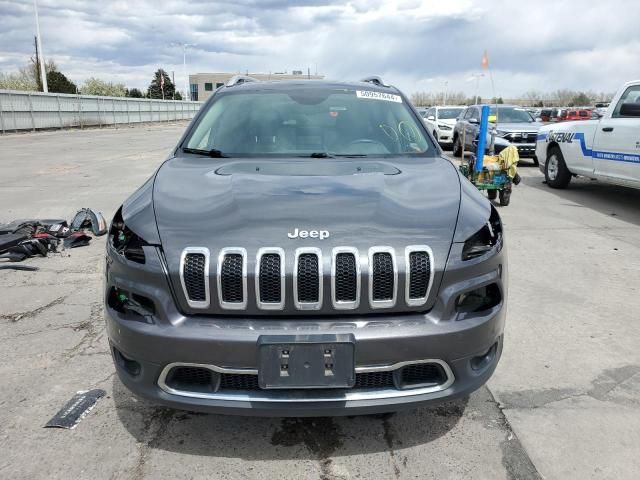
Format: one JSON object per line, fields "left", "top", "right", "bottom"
{"left": 306, "top": 152, "right": 335, "bottom": 158}
{"left": 183, "top": 147, "right": 229, "bottom": 158}
{"left": 334, "top": 154, "right": 369, "bottom": 157}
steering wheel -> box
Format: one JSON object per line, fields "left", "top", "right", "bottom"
{"left": 343, "top": 138, "right": 389, "bottom": 154}
{"left": 379, "top": 124, "right": 399, "bottom": 141}
{"left": 398, "top": 121, "right": 419, "bottom": 142}
{"left": 347, "top": 139, "right": 387, "bottom": 148}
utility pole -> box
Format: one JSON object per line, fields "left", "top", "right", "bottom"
{"left": 170, "top": 43, "right": 195, "bottom": 101}
{"left": 33, "top": 0, "right": 48, "bottom": 92}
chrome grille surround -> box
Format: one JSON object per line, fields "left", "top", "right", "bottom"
{"left": 179, "top": 247, "right": 210, "bottom": 308}
{"left": 404, "top": 245, "right": 434, "bottom": 307}
{"left": 157, "top": 359, "right": 455, "bottom": 402}
{"left": 255, "top": 247, "right": 285, "bottom": 310}
{"left": 293, "top": 247, "right": 323, "bottom": 310}
{"left": 368, "top": 246, "right": 397, "bottom": 309}
{"left": 331, "top": 247, "right": 361, "bottom": 310}
{"left": 217, "top": 247, "right": 247, "bottom": 310}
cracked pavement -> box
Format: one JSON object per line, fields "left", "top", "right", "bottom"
{"left": 1, "top": 124, "right": 639, "bottom": 479}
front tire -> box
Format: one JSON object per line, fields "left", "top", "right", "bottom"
{"left": 532, "top": 155, "right": 539, "bottom": 167}
{"left": 453, "top": 135, "right": 462, "bottom": 157}
{"left": 545, "top": 146, "right": 571, "bottom": 189}
{"left": 499, "top": 189, "right": 511, "bottom": 206}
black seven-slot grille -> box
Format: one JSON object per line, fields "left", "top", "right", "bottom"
{"left": 297, "top": 253, "right": 320, "bottom": 303}
{"left": 371, "top": 252, "right": 395, "bottom": 302}
{"left": 220, "top": 254, "right": 244, "bottom": 303}
{"left": 259, "top": 253, "right": 282, "bottom": 303}
{"left": 408, "top": 251, "right": 430, "bottom": 300}
{"left": 335, "top": 252, "right": 358, "bottom": 303}
{"left": 183, "top": 254, "right": 206, "bottom": 301}
{"left": 180, "top": 246, "right": 433, "bottom": 310}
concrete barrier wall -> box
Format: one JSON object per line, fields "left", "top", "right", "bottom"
{"left": 0, "top": 90, "right": 203, "bottom": 132}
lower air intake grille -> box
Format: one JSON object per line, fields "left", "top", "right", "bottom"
{"left": 219, "top": 373, "right": 260, "bottom": 391}
{"left": 165, "top": 366, "right": 216, "bottom": 393}
{"left": 297, "top": 253, "right": 320, "bottom": 303}
{"left": 354, "top": 371, "right": 394, "bottom": 389}
{"left": 259, "top": 253, "right": 282, "bottom": 303}
{"left": 183, "top": 253, "right": 206, "bottom": 302}
{"left": 408, "top": 251, "right": 430, "bottom": 299}
{"left": 220, "top": 254, "right": 244, "bottom": 303}
{"left": 372, "top": 252, "right": 394, "bottom": 301}
{"left": 335, "top": 253, "right": 357, "bottom": 302}
{"left": 400, "top": 363, "right": 446, "bottom": 388}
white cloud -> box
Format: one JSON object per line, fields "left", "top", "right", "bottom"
{"left": 0, "top": 0, "right": 638, "bottom": 97}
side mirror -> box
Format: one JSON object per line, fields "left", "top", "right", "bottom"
{"left": 619, "top": 102, "right": 640, "bottom": 117}
{"left": 469, "top": 118, "right": 479, "bottom": 124}
{"left": 427, "top": 115, "right": 435, "bottom": 121}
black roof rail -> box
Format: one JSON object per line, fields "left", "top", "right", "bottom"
{"left": 226, "top": 75, "right": 259, "bottom": 87}
{"left": 360, "top": 76, "right": 390, "bottom": 88}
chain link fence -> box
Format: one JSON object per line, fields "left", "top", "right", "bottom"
{"left": 0, "top": 90, "right": 203, "bottom": 133}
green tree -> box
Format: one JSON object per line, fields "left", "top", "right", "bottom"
{"left": 47, "top": 68, "right": 77, "bottom": 94}
{"left": 126, "top": 87, "right": 144, "bottom": 98}
{"left": 570, "top": 92, "right": 591, "bottom": 107}
{"left": 147, "top": 69, "right": 175, "bottom": 100}
{"left": 174, "top": 90, "right": 183, "bottom": 101}
{"left": 81, "top": 77, "right": 127, "bottom": 97}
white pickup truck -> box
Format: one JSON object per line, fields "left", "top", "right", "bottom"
{"left": 535, "top": 80, "right": 640, "bottom": 189}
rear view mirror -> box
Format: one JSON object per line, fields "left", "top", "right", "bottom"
{"left": 427, "top": 115, "right": 435, "bottom": 121}
{"left": 619, "top": 102, "right": 640, "bottom": 117}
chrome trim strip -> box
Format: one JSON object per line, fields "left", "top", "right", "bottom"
{"left": 157, "top": 359, "right": 455, "bottom": 403}
{"left": 368, "top": 246, "right": 397, "bottom": 309}
{"left": 293, "top": 247, "right": 323, "bottom": 310}
{"left": 331, "top": 247, "right": 361, "bottom": 310}
{"left": 217, "top": 247, "right": 248, "bottom": 310}
{"left": 179, "top": 247, "right": 210, "bottom": 309}
{"left": 255, "top": 247, "right": 285, "bottom": 310}
{"left": 404, "top": 245, "right": 435, "bottom": 307}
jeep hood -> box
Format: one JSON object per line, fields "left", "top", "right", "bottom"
{"left": 152, "top": 155, "right": 462, "bottom": 314}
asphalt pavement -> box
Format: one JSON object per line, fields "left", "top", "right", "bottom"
{"left": 0, "top": 123, "right": 638, "bottom": 479}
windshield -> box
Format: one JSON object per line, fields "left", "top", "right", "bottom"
{"left": 438, "top": 108, "right": 463, "bottom": 120}
{"left": 185, "top": 87, "right": 431, "bottom": 156}
{"left": 489, "top": 106, "right": 534, "bottom": 123}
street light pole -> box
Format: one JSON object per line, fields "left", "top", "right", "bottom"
{"left": 33, "top": 0, "right": 48, "bottom": 93}
{"left": 170, "top": 43, "right": 195, "bottom": 101}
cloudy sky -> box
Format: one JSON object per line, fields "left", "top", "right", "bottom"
{"left": 1, "top": 0, "right": 639, "bottom": 98}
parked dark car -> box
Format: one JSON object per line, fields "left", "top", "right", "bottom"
{"left": 105, "top": 77, "right": 507, "bottom": 416}
{"left": 453, "top": 105, "right": 541, "bottom": 165}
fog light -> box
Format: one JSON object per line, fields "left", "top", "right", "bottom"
{"left": 470, "top": 342, "right": 498, "bottom": 371}
{"left": 113, "top": 347, "right": 141, "bottom": 377}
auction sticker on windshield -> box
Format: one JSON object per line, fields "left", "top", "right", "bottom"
{"left": 356, "top": 90, "right": 402, "bottom": 103}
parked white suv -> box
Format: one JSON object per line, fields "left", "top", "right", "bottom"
{"left": 536, "top": 80, "right": 640, "bottom": 189}
{"left": 424, "top": 106, "right": 465, "bottom": 147}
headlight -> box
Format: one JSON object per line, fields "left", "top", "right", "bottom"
{"left": 462, "top": 206, "right": 502, "bottom": 260}
{"left": 495, "top": 130, "right": 508, "bottom": 137}
{"left": 109, "top": 207, "right": 149, "bottom": 264}
{"left": 438, "top": 124, "right": 452, "bottom": 131}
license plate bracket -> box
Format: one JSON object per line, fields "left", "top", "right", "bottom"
{"left": 258, "top": 334, "right": 355, "bottom": 389}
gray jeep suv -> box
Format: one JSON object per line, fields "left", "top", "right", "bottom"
{"left": 105, "top": 77, "right": 507, "bottom": 416}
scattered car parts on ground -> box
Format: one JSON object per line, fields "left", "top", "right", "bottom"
{"left": 0, "top": 208, "right": 107, "bottom": 266}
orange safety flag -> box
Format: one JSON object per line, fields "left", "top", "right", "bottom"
{"left": 481, "top": 50, "right": 489, "bottom": 70}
